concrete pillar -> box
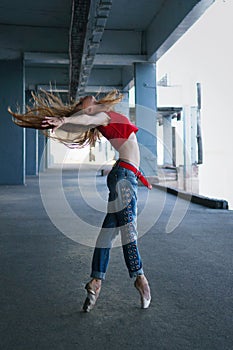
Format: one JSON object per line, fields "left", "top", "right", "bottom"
{"left": 134, "top": 63, "right": 157, "bottom": 176}
{"left": 190, "top": 106, "right": 198, "bottom": 164}
{"left": 163, "top": 115, "right": 173, "bottom": 165}
{"left": 0, "top": 59, "right": 25, "bottom": 184}
{"left": 38, "top": 132, "right": 47, "bottom": 172}
{"left": 26, "top": 129, "right": 38, "bottom": 175}
{"left": 25, "top": 90, "right": 38, "bottom": 175}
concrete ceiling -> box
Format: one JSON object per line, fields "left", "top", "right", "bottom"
{"left": 0, "top": 0, "right": 215, "bottom": 100}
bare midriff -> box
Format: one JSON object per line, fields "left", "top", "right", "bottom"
{"left": 109, "top": 132, "right": 140, "bottom": 169}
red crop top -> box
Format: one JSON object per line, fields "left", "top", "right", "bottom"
{"left": 97, "top": 111, "right": 138, "bottom": 149}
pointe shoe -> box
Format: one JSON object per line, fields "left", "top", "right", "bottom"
{"left": 82, "top": 281, "right": 101, "bottom": 312}
{"left": 134, "top": 277, "right": 151, "bottom": 309}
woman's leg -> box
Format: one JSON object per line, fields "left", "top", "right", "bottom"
{"left": 116, "top": 175, "right": 144, "bottom": 278}
{"left": 83, "top": 211, "right": 118, "bottom": 312}
{"left": 116, "top": 174, "right": 151, "bottom": 308}
{"left": 90, "top": 168, "right": 119, "bottom": 281}
{"left": 91, "top": 212, "right": 118, "bottom": 280}
{"left": 83, "top": 175, "right": 119, "bottom": 312}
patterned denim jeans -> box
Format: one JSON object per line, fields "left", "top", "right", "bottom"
{"left": 91, "top": 160, "right": 144, "bottom": 280}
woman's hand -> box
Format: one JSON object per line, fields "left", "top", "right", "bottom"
{"left": 42, "top": 116, "right": 66, "bottom": 132}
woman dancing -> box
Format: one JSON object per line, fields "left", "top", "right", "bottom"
{"left": 9, "top": 90, "right": 151, "bottom": 312}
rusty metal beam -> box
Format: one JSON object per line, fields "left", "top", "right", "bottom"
{"left": 77, "top": 0, "right": 112, "bottom": 96}
{"left": 69, "top": 0, "right": 91, "bottom": 101}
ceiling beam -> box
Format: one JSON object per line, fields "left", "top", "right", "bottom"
{"left": 77, "top": 0, "right": 113, "bottom": 96}
{"left": 24, "top": 52, "right": 69, "bottom": 66}
{"left": 24, "top": 52, "right": 147, "bottom": 67}
{"left": 146, "top": 0, "right": 215, "bottom": 61}
{"left": 82, "top": 85, "right": 123, "bottom": 93}
{"left": 93, "top": 54, "right": 147, "bottom": 66}
{"left": 69, "top": 0, "right": 92, "bottom": 101}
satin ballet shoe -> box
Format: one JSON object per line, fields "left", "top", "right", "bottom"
{"left": 134, "top": 278, "right": 151, "bottom": 309}
{"left": 82, "top": 282, "right": 101, "bottom": 312}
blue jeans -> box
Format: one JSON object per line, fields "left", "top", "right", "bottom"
{"left": 91, "top": 160, "right": 144, "bottom": 280}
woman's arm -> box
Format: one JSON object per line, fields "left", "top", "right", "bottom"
{"left": 66, "top": 111, "right": 109, "bottom": 126}
{"left": 42, "top": 111, "right": 109, "bottom": 132}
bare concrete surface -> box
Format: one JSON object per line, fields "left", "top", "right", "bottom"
{"left": 0, "top": 167, "right": 232, "bottom": 350}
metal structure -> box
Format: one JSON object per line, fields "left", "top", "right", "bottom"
{"left": 0, "top": 0, "right": 215, "bottom": 184}
{"left": 0, "top": 0, "right": 214, "bottom": 98}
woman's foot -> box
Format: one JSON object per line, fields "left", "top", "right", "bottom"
{"left": 134, "top": 275, "right": 151, "bottom": 309}
{"left": 83, "top": 279, "right": 102, "bottom": 312}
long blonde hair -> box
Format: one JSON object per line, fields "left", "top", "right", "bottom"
{"left": 8, "top": 89, "right": 123, "bottom": 147}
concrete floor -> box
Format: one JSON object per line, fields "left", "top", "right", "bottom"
{"left": 0, "top": 166, "right": 232, "bottom": 350}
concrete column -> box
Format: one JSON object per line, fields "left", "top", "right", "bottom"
{"left": 25, "top": 90, "right": 38, "bottom": 175}
{"left": 190, "top": 106, "right": 198, "bottom": 164}
{"left": 0, "top": 59, "right": 25, "bottom": 184}
{"left": 26, "top": 129, "right": 38, "bottom": 175}
{"left": 38, "top": 132, "right": 47, "bottom": 172}
{"left": 134, "top": 63, "right": 157, "bottom": 176}
{"left": 163, "top": 115, "right": 173, "bottom": 165}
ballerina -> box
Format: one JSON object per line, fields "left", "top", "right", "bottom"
{"left": 9, "top": 90, "right": 151, "bottom": 311}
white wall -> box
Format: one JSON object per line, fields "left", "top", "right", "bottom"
{"left": 49, "top": 137, "right": 115, "bottom": 166}
{"left": 157, "top": 0, "right": 233, "bottom": 208}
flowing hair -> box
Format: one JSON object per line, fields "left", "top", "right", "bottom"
{"left": 8, "top": 89, "right": 123, "bottom": 148}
